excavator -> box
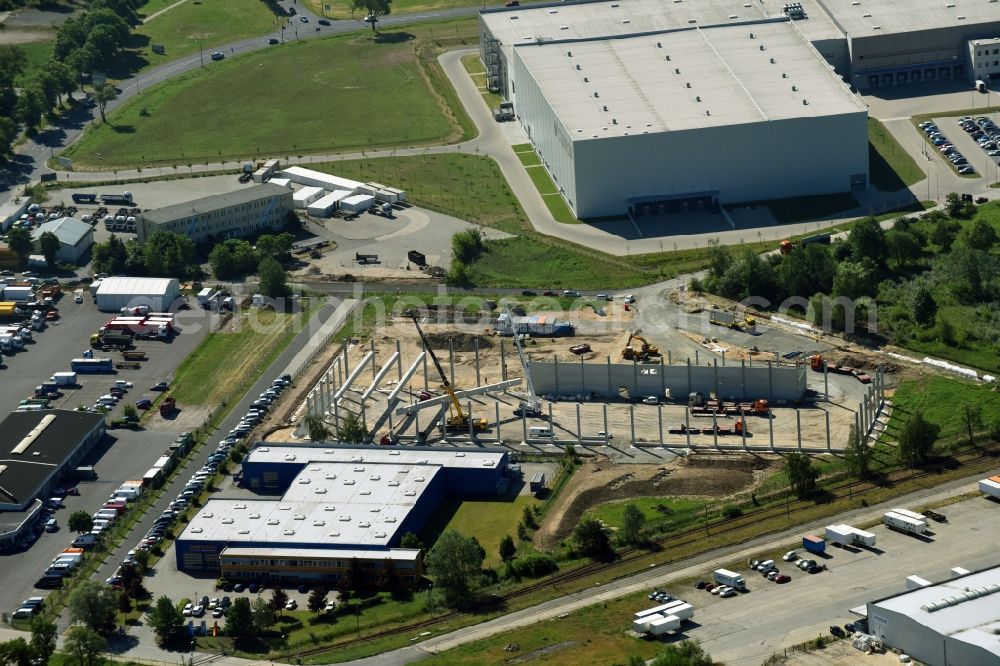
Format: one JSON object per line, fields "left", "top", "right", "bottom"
{"left": 406, "top": 310, "right": 489, "bottom": 432}
{"left": 622, "top": 330, "right": 662, "bottom": 363}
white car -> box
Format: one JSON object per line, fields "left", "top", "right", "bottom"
{"left": 285, "top": 599, "right": 297, "bottom": 611}
{"left": 183, "top": 603, "right": 193, "bottom": 616}
{"left": 782, "top": 551, "right": 798, "bottom": 562}
{"left": 191, "top": 605, "right": 205, "bottom": 617}
{"left": 642, "top": 396, "right": 658, "bottom": 405}
{"left": 113, "top": 381, "right": 133, "bottom": 389}
{"left": 596, "top": 431, "right": 613, "bottom": 439}
{"left": 719, "top": 588, "right": 737, "bottom": 598}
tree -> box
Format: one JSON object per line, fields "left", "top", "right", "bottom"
{"left": 498, "top": 535, "right": 516, "bottom": 563}
{"left": 16, "top": 84, "right": 47, "bottom": 131}
{"left": 118, "top": 562, "right": 145, "bottom": 599}
{"left": 0, "top": 637, "right": 33, "bottom": 666}
{"left": 450, "top": 228, "right": 485, "bottom": 264}
{"left": 521, "top": 504, "right": 537, "bottom": 529}
{"left": 849, "top": 216, "right": 888, "bottom": 266}
{"left": 573, "top": 518, "right": 614, "bottom": 561}
{"left": 29, "top": 616, "right": 57, "bottom": 665}
{"left": 304, "top": 414, "right": 330, "bottom": 443}
{"left": 832, "top": 258, "right": 878, "bottom": 299}
{"left": 619, "top": 503, "right": 646, "bottom": 546}
{"left": 336, "top": 411, "right": 367, "bottom": 443}
{"left": 67, "top": 580, "right": 118, "bottom": 633}
{"left": 0, "top": 116, "right": 17, "bottom": 160}
{"left": 777, "top": 243, "right": 836, "bottom": 298}
{"left": 44, "top": 60, "right": 77, "bottom": 105}
{"left": 143, "top": 230, "right": 196, "bottom": 278}
{"left": 912, "top": 285, "right": 937, "bottom": 328}
{"left": 68, "top": 510, "right": 93, "bottom": 534}
{"left": 146, "top": 596, "right": 185, "bottom": 643}
{"left": 209, "top": 238, "right": 258, "bottom": 279}
{"left": 648, "top": 639, "right": 713, "bottom": 666}
{"left": 446, "top": 260, "right": 473, "bottom": 287}
{"left": 92, "top": 81, "right": 116, "bottom": 123}
{"left": 400, "top": 532, "right": 423, "bottom": 550}
{"left": 255, "top": 232, "right": 295, "bottom": 262}
{"left": 91, "top": 234, "right": 128, "bottom": 275}
{"left": 118, "top": 589, "right": 132, "bottom": 615}
{"left": 959, "top": 219, "right": 998, "bottom": 251}
{"left": 898, "top": 411, "right": 939, "bottom": 466}
{"left": 843, "top": 424, "right": 872, "bottom": 480}
{"left": 122, "top": 403, "right": 138, "bottom": 422}
{"left": 251, "top": 596, "right": 276, "bottom": 632}
{"left": 307, "top": 587, "right": 328, "bottom": 614}
{"left": 961, "top": 404, "right": 983, "bottom": 445}
{"left": 784, "top": 452, "right": 818, "bottom": 498}
{"left": 6, "top": 227, "right": 34, "bottom": 265}
{"left": 380, "top": 558, "right": 400, "bottom": 590}
{"left": 353, "top": 0, "right": 392, "bottom": 31}
{"left": 424, "top": 530, "right": 486, "bottom": 607}
{"left": 258, "top": 256, "right": 290, "bottom": 298}
{"left": 930, "top": 219, "right": 961, "bottom": 250}
{"left": 133, "top": 547, "right": 151, "bottom": 571}
{"left": 62, "top": 626, "right": 106, "bottom": 666}
{"left": 38, "top": 231, "right": 60, "bottom": 267}
{"left": 269, "top": 588, "right": 288, "bottom": 613}
{"left": 885, "top": 230, "right": 920, "bottom": 269}
{"left": 225, "top": 597, "right": 254, "bottom": 637}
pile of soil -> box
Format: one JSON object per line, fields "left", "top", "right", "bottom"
{"left": 826, "top": 352, "right": 903, "bottom": 375}
{"left": 424, "top": 332, "right": 494, "bottom": 352}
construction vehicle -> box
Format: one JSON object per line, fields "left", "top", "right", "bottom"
{"left": 504, "top": 302, "right": 543, "bottom": 417}
{"left": 622, "top": 331, "right": 661, "bottom": 363}
{"left": 808, "top": 355, "right": 871, "bottom": 383}
{"left": 778, "top": 233, "right": 831, "bottom": 255}
{"left": 122, "top": 350, "right": 146, "bottom": 361}
{"left": 688, "top": 392, "right": 769, "bottom": 416}
{"left": 90, "top": 332, "right": 132, "bottom": 350}
{"left": 405, "top": 311, "right": 489, "bottom": 432}
{"left": 493, "top": 101, "right": 514, "bottom": 122}
{"left": 709, "top": 310, "right": 757, "bottom": 334}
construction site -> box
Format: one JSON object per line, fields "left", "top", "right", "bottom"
{"left": 278, "top": 296, "right": 886, "bottom": 459}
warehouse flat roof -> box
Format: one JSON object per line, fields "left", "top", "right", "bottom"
{"left": 95, "top": 277, "right": 178, "bottom": 297}
{"left": 244, "top": 444, "right": 506, "bottom": 472}
{"left": 816, "top": 0, "right": 1000, "bottom": 38}
{"left": 871, "top": 565, "right": 1000, "bottom": 659}
{"left": 482, "top": 0, "right": 843, "bottom": 57}
{"left": 0, "top": 411, "right": 105, "bottom": 508}
{"left": 141, "top": 183, "right": 290, "bottom": 224}
{"left": 221, "top": 547, "right": 421, "bottom": 562}
{"left": 515, "top": 21, "right": 864, "bottom": 137}
{"left": 179, "top": 462, "right": 440, "bottom": 547}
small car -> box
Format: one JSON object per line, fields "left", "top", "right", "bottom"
{"left": 191, "top": 605, "right": 205, "bottom": 617}
{"left": 782, "top": 550, "right": 798, "bottom": 562}
{"left": 150, "top": 382, "right": 169, "bottom": 391}
{"left": 212, "top": 607, "right": 224, "bottom": 618}
{"left": 135, "top": 399, "right": 152, "bottom": 409}
{"left": 183, "top": 603, "right": 193, "bottom": 616}
{"left": 210, "top": 52, "right": 224, "bottom": 61}
{"left": 268, "top": 38, "right": 279, "bottom": 45}
{"left": 775, "top": 574, "right": 791, "bottom": 584}
{"left": 695, "top": 581, "right": 708, "bottom": 590}
{"left": 718, "top": 588, "right": 737, "bottom": 598}
{"left": 284, "top": 599, "right": 297, "bottom": 610}
{"left": 299, "top": 16, "right": 309, "bottom": 22}
{"left": 318, "top": 18, "right": 330, "bottom": 25}
{"left": 233, "top": 583, "right": 246, "bottom": 592}
{"left": 642, "top": 396, "right": 658, "bottom": 405}
{"left": 830, "top": 625, "right": 846, "bottom": 638}
{"left": 324, "top": 601, "right": 336, "bottom": 613}
{"left": 521, "top": 290, "right": 537, "bottom": 296}
{"left": 298, "top": 584, "right": 310, "bottom": 594}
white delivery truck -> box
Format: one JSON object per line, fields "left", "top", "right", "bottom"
{"left": 51, "top": 372, "right": 78, "bottom": 387}
{"left": 713, "top": 569, "right": 747, "bottom": 591}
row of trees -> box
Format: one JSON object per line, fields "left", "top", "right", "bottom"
{"left": 1, "top": 227, "right": 61, "bottom": 268}
{"left": 92, "top": 230, "right": 200, "bottom": 279}
{"left": 208, "top": 232, "right": 294, "bottom": 278}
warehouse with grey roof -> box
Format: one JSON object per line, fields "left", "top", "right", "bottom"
{"left": 136, "top": 183, "right": 293, "bottom": 244}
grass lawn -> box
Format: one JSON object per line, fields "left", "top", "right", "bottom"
{"left": 126, "top": 0, "right": 279, "bottom": 74}
{"left": 886, "top": 376, "right": 1000, "bottom": 441}
{"left": 584, "top": 497, "right": 709, "bottom": 530}
{"left": 312, "top": 153, "right": 530, "bottom": 235}
{"left": 460, "top": 53, "right": 503, "bottom": 112}
{"left": 304, "top": 0, "right": 513, "bottom": 20}
{"left": 14, "top": 39, "right": 55, "bottom": 86}
{"left": 418, "top": 495, "right": 542, "bottom": 567}
{"left": 170, "top": 302, "right": 315, "bottom": 405}
{"left": 466, "top": 236, "right": 654, "bottom": 289}
{"left": 64, "top": 22, "right": 476, "bottom": 168}
{"left": 519, "top": 150, "right": 583, "bottom": 224}
{"left": 869, "top": 118, "right": 924, "bottom": 191}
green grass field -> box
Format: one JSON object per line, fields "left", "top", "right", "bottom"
{"left": 312, "top": 153, "right": 530, "bottom": 234}
{"left": 460, "top": 53, "right": 503, "bottom": 112}
{"left": 584, "top": 497, "right": 708, "bottom": 529}
{"left": 869, "top": 118, "right": 924, "bottom": 191}
{"left": 886, "top": 376, "right": 1000, "bottom": 440}
{"left": 64, "top": 24, "right": 473, "bottom": 168}
{"left": 418, "top": 495, "right": 542, "bottom": 567}
{"left": 129, "top": 0, "right": 279, "bottom": 73}
{"left": 170, "top": 303, "right": 314, "bottom": 406}
{"left": 14, "top": 39, "right": 55, "bottom": 86}
{"left": 304, "top": 0, "right": 512, "bottom": 20}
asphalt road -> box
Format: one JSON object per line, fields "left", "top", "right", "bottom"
{"left": 88, "top": 297, "right": 343, "bottom": 630}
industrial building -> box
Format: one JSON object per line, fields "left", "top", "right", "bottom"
{"left": 274, "top": 166, "right": 405, "bottom": 218}
{"left": 509, "top": 21, "right": 868, "bottom": 217}
{"left": 867, "top": 565, "right": 1000, "bottom": 665}
{"left": 136, "top": 183, "right": 293, "bottom": 244}
{"left": 175, "top": 445, "right": 509, "bottom": 585}
{"left": 478, "top": 0, "right": 1000, "bottom": 218}
{"left": 971, "top": 37, "right": 1000, "bottom": 82}
{"left": 94, "top": 276, "right": 180, "bottom": 313}
{"left": 0, "top": 411, "right": 106, "bottom": 512}
{"left": 31, "top": 217, "right": 94, "bottom": 264}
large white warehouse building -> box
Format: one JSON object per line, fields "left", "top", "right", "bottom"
{"left": 509, "top": 21, "right": 868, "bottom": 218}
{"left": 94, "top": 277, "right": 180, "bottom": 313}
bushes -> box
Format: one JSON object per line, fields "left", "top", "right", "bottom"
{"left": 503, "top": 552, "right": 557, "bottom": 580}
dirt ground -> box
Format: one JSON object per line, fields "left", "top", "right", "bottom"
{"left": 533, "top": 453, "right": 773, "bottom": 550}
{"left": 143, "top": 403, "right": 216, "bottom": 433}
{"left": 781, "top": 641, "right": 905, "bottom": 666}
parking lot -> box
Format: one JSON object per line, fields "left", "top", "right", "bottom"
{"left": 668, "top": 495, "right": 1000, "bottom": 665}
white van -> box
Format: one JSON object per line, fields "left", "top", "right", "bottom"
{"left": 528, "top": 426, "right": 553, "bottom": 438}
{"left": 72, "top": 534, "right": 97, "bottom": 547}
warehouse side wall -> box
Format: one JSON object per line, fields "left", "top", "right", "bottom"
{"left": 529, "top": 361, "right": 806, "bottom": 402}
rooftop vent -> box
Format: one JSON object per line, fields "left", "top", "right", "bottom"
{"left": 203, "top": 512, "right": 214, "bottom": 519}
{"left": 284, "top": 454, "right": 296, "bottom": 461}
{"left": 249, "top": 513, "right": 260, "bottom": 519}
{"left": 405, "top": 490, "right": 417, "bottom": 496}
{"left": 388, "top": 480, "right": 400, "bottom": 486}
{"left": 294, "top": 514, "right": 306, "bottom": 520}
{"left": 946, "top": 2, "right": 955, "bottom": 6}
{"left": 687, "top": 18, "right": 696, "bottom": 23}
{"left": 353, "top": 466, "right": 365, "bottom": 472}
{"left": 268, "top": 519, "right": 279, "bottom": 525}
{"left": 191, "top": 527, "right": 203, "bottom": 533}
{"left": 803, "top": 99, "right": 809, "bottom": 105}
{"left": 222, "top": 518, "right": 234, "bottom": 524}
{"left": 370, "top": 507, "right": 381, "bottom": 512}
{"left": 509, "top": 14, "right": 518, "bottom": 19}
{"left": 235, "top": 503, "right": 247, "bottom": 510}
{"left": 583, "top": 77, "right": 589, "bottom": 82}
{"left": 360, "top": 490, "right": 371, "bottom": 496}
{"left": 594, "top": 91, "right": 599, "bottom": 98}
{"left": 782, "top": 72, "right": 788, "bottom": 78}
{"left": 283, "top": 529, "right": 295, "bottom": 535}
{"left": 359, "top": 522, "right": 371, "bottom": 528}
{"left": 612, "top": 118, "right": 618, "bottom": 124}
{"left": 956, "top": 15, "right": 965, "bottom": 20}
{"left": 374, "top": 532, "right": 387, "bottom": 538}
{"left": 548, "top": 8, "right": 557, "bottom": 12}
{"left": 370, "top": 474, "right": 381, "bottom": 481}
{"left": 576, "top": 64, "right": 581, "bottom": 70}
{"left": 312, "top": 520, "right": 325, "bottom": 526}
{"left": 238, "top": 529, "right": 250, "bottom": 534}
{"left": 759, "top": 45, "right": 766, "bottom": 51}
{"left": 560, "top": 25, "right": 568, "bottom": 30}
{"left": 414, "top": 476, "right": 425, "bottom": 482}
{"left": 873, "top": 25, "right": 881, "bottom": 29}
{"left": 339, "top": 515, "right": 351, "bottom": 522}
{"left": 792, "top": 85, "right": 798, "bottom": 91}
{"left": 324, "top": 505, "right": 335, "bottom": 511}
{"left": 385, "top": 517, "right": 397, "bottom": 523}
{"left": 622, "top": 18, "right": 630, "bottom": 23}
{"left": 686, "top": 82, "right": 692, "bottom": 88}
{"left": 314, "top": 488, "right": 327, "bottom": 494}
{"left": 695, "top": 96, "right": 701, "bottom": 102}
{"left": 567, "top": 50, "right": 572, "bottom": 57}
{"left": 325, "top": 474, "right": 337, "bottom": 480}
{"left": 298, "top": 478, "right": 311, "bottom": 484}
{"left": 729, "top": 14, "right": 738, "bottom": 19}
{"left": 389, "top": 450, "right": 400, "bottom": 456}
{"left": 656, "top": 42, "right": 662, "bottom": 48}
{"left": 862, "top": 12, "right": 871, "bottom": 17}
{"left": 343, "top": 479, "right": 355, "bottom": 485}
{"left": 278, "top": 505, "right": 290, "bottom": 511}
{"left": 675, "top": 68, "right": 680, "bottom": 74}
{"left": 328, "top": 532, "right": 340, "bottom": 537}
{"left": 770, "top": 57, "right": 775, "bottom": 64}
{"left": 259, "top": 447, "right": 270, "bottom": 452}
{"left": 665, "top": 54, "right": 671, "bottom": 61}
{"left": 602, "top": 105, "right": 608, "bottom": 111}
{"left": 706, "top": 110, "right": 711, "bottom": 116}
{"left": 750, "top": 32, "right": 755, "bottom": 39}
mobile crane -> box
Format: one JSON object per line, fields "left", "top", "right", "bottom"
{"left": 622, "top": 330, "right": 661, "bottom": 362}
{"left": 504, "top": 302, "right": 542, "bottom": 417}
{"left": 406, "top": 311, "right": 489, "bottom": 432}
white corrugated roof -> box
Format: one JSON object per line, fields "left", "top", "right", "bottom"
{"left": 32, "top": 217, "right": 92, "bottom": 245}
{"left": 308, "top": 190, "right": 353, "bottom": 209}
{"left": 221, "top": 546, "right": 421, "bottom": 562}
{"left": 95, "top": 277, "right": 178, "bottom": 297}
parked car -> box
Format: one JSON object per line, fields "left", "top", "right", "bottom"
{"left": 775, "top": 574, "right": 791, "bottom": 584}
{"left": 782, "top": 551, "right": 798, "bottom": 562}
{"left": 830, "top": 625, "right": 846, "bottom": 638}
{"left": 284, "top": 599, "right": 297, "bottom": 611}
{"left": 150, "top": 382, "right": 169, "bottom": 391}
{"left": 268, "top": 38, "right": 279, "bottom": 45}
{"left": 210, "top": 52, "right": 224, "bottom": 61}
{"left": 135, "top": 399, "right": 152, "bottom": 409}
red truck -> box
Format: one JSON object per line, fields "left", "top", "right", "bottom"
{"left": 159, "top": 397, "right": 177, "bottom": 418}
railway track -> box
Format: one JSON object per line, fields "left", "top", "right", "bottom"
{"left": 284, "top": 440, "right": 1000, "bottom": 660}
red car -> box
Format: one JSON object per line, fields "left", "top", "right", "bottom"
{"left": 704, "top": 583, "right": 717, "bottom": 592}
{"left": 543, "top": 291, "right": 557, "bottom": 296}
{"left": 775, "top": 575, "right": 791, "bottom": 584}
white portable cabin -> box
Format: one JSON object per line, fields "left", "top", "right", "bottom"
{"left": 634, "top": 600, "right": 684, "bottom": 620}
{"left": 306, "top": 190, "right": 353, "bottom": 218}
{"left": 890, "top": 508, "right": 927, "bottom": 522}
{"left": 340, "top": 194, "right": 375, "bottom": 213}
{"left": 292, "top": 186, "right": 325, "bottom": 209}
{"left": 979, "top": 477, "right": 1000, "bottom": 498}
{"left": 883, "top": 511, "right": 926, "bottom": 535}
{"left": 278, "top": 166, "right": 363, "bottom": 193}
{"left": 825, "top": 524, "right": 855, "bottom": 545}
{"left": 851, "top": 527, "right": 876, "bottom": 546}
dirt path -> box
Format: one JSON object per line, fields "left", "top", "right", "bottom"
{"left": 142, "top": 0, "right": 189, "bottom": 24}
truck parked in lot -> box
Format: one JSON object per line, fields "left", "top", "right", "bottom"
{"left": 72, "top": 193, "right": 98, "bottom": 204}
{"left": 99, "top": 192, "right": 134, "bottom": 206}
{"left": 713, "top": 568, "right": 747, "bottom": 591}
{"left": 197, "top": 288, "right": 219, "bottom": 308}
{"left": 91, "top": 332, "right": 133, "bottom": 350}
{"left": 825, "top": 523, "right": 876, "bottom": 547}
{"left": 709, "top": 310, "right": 757, "bottom": 334}
{"left": 121, "top": 350, "right": 146, "bottom": 361}
{"left": 159, "top": 396, "right": 177, "bottom": 418}
{"left": 802, "top": 534, "right": 826, "bottom": 554}
{"left": 51, "top": 372, "right": 78, "bottom": 386}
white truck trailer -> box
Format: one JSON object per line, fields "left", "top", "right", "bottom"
{"left": 979, "top": 475, "right": 1000, "bottom": 499}
{"left": 714, "top": 568, "right": 747, "bottom": 591}
{"left": 648, "top": 614, "right": 682, "bottom": 636}
{"left": 883, "top": 511, "right": 927, "bottom": 535}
